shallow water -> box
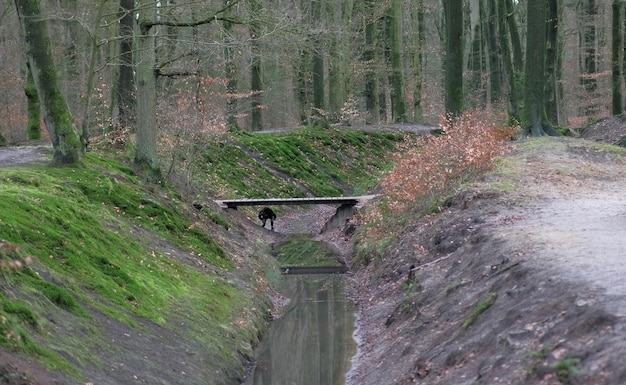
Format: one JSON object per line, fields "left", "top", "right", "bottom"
{"left": 245, "top": 275, "right": 356, "bottom": 385}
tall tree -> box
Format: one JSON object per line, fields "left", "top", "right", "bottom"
{"left": 328, "top": 0, "right": 353, "bottom": 116}
{"left": 387, "top": 0, "right": 407, "bottom": 122}
{"left": 485, "top": 0, "right": 502, "bottom": 103}
{"left": 612, "top": 0, "right": 624, "bottom": 114}
{"left": 579, "top": 0, "right": 598, "bottom": 118}
{"left": 522, "top": 0, "right": 558, "bottom": 136}
{"left": 135, "top": 0, "right": 160, "bottom": 177}
{"left": 410, "top": 0, "right": 423, "bottom": 122}
{"left": 497, "top": 0, "right": 518, "bottom": 121}
{"left": 112, "top": 0, "right": 136, "bottom": 131}
{"left": 505, "top": 0, "right": 523, "bottom": 73}
{"left": 297, "top": 49, "right": 313, "bottom": 125}
{"left": 312, "top": 0, "right": 325, "bottom": 111}
{"left": 443, "top": 0, "right": 464, "bottom": 116}
{"left": 544, "top": 0, "right": 561, "bottom": 125}
{"left": 364, "top": 0, "right": 380, "bottom": 124}
{"left": 250, "top": 0, "right": 263, "bottom": 131}
{"left": 223, "top": 0, "right": 238, "bottom": 129}
{"left": 13, "top": 0, "right": 84, "bottom": 165}
{"left": 131, "top": 0, "right": 244, "bottom": 174}
{"left": 81, "top": 0, "right": 108, "bottom": 148}
{"left": 467, "top": 1, "right": 486, "bottom": 108}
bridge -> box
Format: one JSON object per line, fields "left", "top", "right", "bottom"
{"left": 214, "top": 195, "right": 375, "bottom": 210}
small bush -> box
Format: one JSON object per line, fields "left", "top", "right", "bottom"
{"left": 550, "top": 357, "right": 581, "bottom": 384}
{"left": 363, "top": 109, "right": 516, "bottom": 237}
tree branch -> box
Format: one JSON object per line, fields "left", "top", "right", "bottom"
{"left": 141, "top": 0, "right": 243, "bottom": 32}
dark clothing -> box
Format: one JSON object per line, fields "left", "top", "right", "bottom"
{"left": 258, "top": 207, "right": 276, "bottom": 230}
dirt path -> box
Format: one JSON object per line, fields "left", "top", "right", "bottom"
{"left": 501, "top": 186, "right": 626, "bottom": 314}
{"left": 0, "top": 143, "right": 51, "bottom": 167}
{"left": 486, "top": 138, "right": 626, "bottom": 314}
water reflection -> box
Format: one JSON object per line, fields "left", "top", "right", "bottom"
{"left": 246, "top": 275, "right": 356, "bottom": 385}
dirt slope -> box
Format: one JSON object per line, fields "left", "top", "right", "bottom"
{"left": 347, "top": 135, "right": 626, "bottom": 385}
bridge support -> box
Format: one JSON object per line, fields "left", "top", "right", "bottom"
{"left": 320, "top": 203, "right": 357, "bottom": 234}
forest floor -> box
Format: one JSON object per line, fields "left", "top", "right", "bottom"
{"left": 3, "top": 117, "right": 626, "bottom": 384}
{"left": 342, "top": 118, "right": 626, "bottom": 385}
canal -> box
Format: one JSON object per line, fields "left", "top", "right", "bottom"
{"left": 245, "top": 274, "right": 356, "bottom": 385}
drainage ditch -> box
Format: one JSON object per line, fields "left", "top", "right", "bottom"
{"left": 245, "top": 235, "right": 356, "bottom": 385}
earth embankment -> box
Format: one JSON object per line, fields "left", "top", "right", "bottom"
{"left": 347, "top": 136, "right": 626, "bottom": 385}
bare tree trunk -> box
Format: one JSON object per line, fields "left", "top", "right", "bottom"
{"left": 485, "top": 0, "right": 502, "bottom": 103}
{"left": 81, "top": 0, "right": 107, "bottom": 148}
{"left": 25, "top": 62, "right": 41, "bottom": 140}
{"left": 612, "top": 0, "right": 624, "bottom": 114}
{"left": 135, "top": 0, "right": 160, "bottom": 178}
{"left": 444, "top": 0, "right": 464, "bottom": 116}
{"left": 468, "top": 1, "right": 486, "bottom": 108}
{"left": 112, "top": 0, "right": 136, "bottom": 130}
{"left": 497, "top": 0, "right": 518, "bottom": 121}
{"left": 297, "top": 51, "right": 312, "bottom": 126}
{"left": 411, "top": 0, "right": 423, "bottom": 122}
{"left": 13, "top": 0, "right": 84, "bottom": 165}
{"left": 364, "top": 0, "right": 380, "bottom": 124}
{"left": 579, "top": 0, "right": 598, "bottom": 118}
{"left": 328, "top": 0, "right": 353, "bottom": 117}
{"left": 312, "top": 0, "right": 325, "bottom": 111}
{"left": 505, "top": 0, "right": 523, "bottom": 73}
{"left": 388, "top": 0, "right": 407, "bottom": 122}
{"left": 223, "top": 0, "right": 238, "bottom": 129}
{"left": 545, "top": 0, "right": 561, "bottom": 126}
{"left": 250, "top": 0, "right": 263, "bottom": 131}
{"left": 522, "top": 0, "right": 559, "bottom": 136}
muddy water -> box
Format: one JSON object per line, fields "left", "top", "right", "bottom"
{"left": 245, "top": 275, "right": 356, "bottom": 385}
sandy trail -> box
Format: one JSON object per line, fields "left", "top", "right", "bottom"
{"left": 487, "top": 139, "right": 626, "bottom": 316}
{"left": 503, "top": 186, "right": 626, "bottom": 314}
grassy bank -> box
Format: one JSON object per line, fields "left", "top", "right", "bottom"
{"left": 0, "top": 126, "right": 405, "bottom": 384}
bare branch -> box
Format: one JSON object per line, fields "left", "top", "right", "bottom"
{"left": 140, "top": 0, "right": 243, "bottom": 32}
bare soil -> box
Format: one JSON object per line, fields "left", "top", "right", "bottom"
{"left": 344, "top": 121, "right": 626, "bottom": 385}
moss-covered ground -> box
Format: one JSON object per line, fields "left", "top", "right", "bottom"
{"left": 198, "top": 127, "right": 402, "bottom": 198}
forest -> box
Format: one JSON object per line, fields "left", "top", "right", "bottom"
{"left": 0, "top": 0, "right": 623, "bottom": 171}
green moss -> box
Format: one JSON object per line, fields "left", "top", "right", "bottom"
{"left": 463, "top": 293, "right": 497, "bottom": 329}
{"left": 1, "top": 296, "right": 38, "bottom": 327}
{"left": 196, "top": 127, "right": 403, "bottom": 199}
{"left": 0, "top": 292, "right": 79, "bottom": 377}
{"left": 0, "top": 151, "right": 238, "bottom": 323}
{"left": 236, "top": 128, "right": 401, "bottom": 196}
{"left": 22, "top": 276, "right": 86, "bottom": 316}
{"left": 274, "top": 235, "right": 342, "bottom": 267}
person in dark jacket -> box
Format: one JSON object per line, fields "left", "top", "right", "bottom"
{"left": 258, "top": 207, "right": 276, "bottom": 230}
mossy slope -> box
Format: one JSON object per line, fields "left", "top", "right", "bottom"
{"left": 0, "top": 152, "right": 267, "bottom": 384}
{"left": 199, "top": 127, "right": 402, "bottom": 198}
{"left": 0, "top": 127, "right": 405, "bottom": 384}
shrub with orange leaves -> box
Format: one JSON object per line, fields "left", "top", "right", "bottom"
{"left": 365, "top": 109, "right": 517, "bottom": 233}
